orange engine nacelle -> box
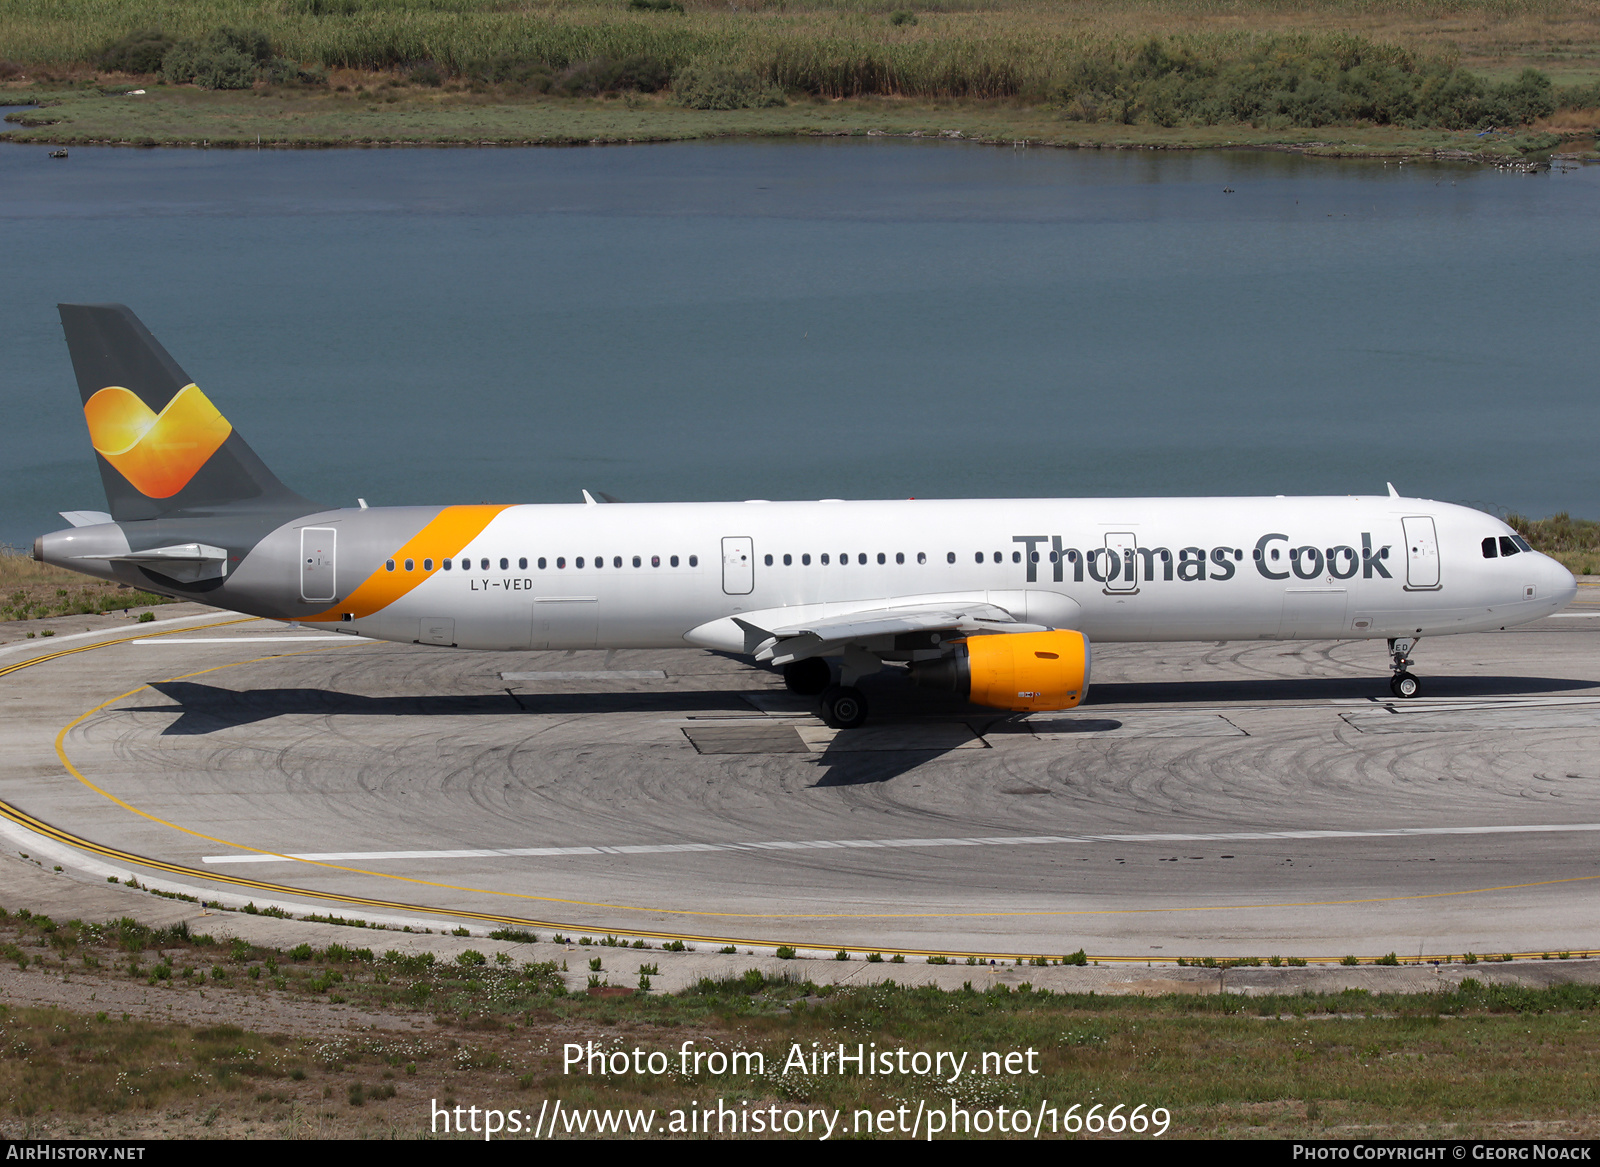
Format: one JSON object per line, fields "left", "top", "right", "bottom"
{"left": 907, "top": 630, "right": 1091, "bottom": 712}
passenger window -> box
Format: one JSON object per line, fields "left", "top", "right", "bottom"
{"left": 670, "top": 555, "right": 680, "bottom": 567}
{"left": 993, "top": 551, "right": 1001, "bottom": 563}
{"left": 538, "top": 557, "right": 547, "bottom": 569}
{"left": 557, "top": 557, "right": 566, "bottom": 569}
{"left": 633, "top": 556, "right": 641, "bottom": 568}
{"left": 1482, "top": 538, "right": 1497, "bottom": 558}
{"left": 519, "top": 557, "right": 528, "bottom": 570}
{"left": 1271, "top": 549, "right": 1280, "bottom": 561}
{"left": 1500, "top": 536, "right": 1519, "bottom": 557}
{"left": 424, "top": 558, "right": 434, "bottom": 571}
{"left": 499, "top": 557, "right": 508, "bottom": 570}
{"left": 974, "top": 552, "right": 983, "bottom": 564}
{"left": 614, "top": 556, "right": 622, "bottom": 568}
{"left": 576, "top": 557, "right": 585, "bottom": 568}
{"left": 1012, "top": 551, "right": 1021, "bottom": 563}
{"left": 689, "top": 555, "right": 698, "bottom": 567}
{"left": 802, "top": 554, "right": 811, "bottom": 565}
{"left": 764, "top": 554, "right": 773, "bottom": 566}
{"left": 917, "top": 552, "right": 926, "bottom": 565}
{"left": 895, "top": 552, "right": 904, "bottom": 565}
{"left": 442, "top": 558, "right": 452, "bottom": 572}
{"left": 1030, "top": 551, "right": 1039, "bottom": 563}
{"left": 651, "top": 555, "right": 660, "bottom": 567}
{"left": 783, "top": 554, "right": 792, "bottom": 566}
{"left": 821, "top": 554, "right": 830, "bottom": 565}
{"left": 480, "top": 558, "right": 489, "bottom": 571}
{"left": 385, "top": 559, "right": 395, "bottom": 572}
{"left": 859, "top": 553, "right": 867, "bottom": 565}
{"left": 840, "top": 552, "right": 848, "bottom": 564}
{"left": 946, "top": 552, "right": 956, "bottom": 564}
{"left": 404, "top": 559, "right": 414, "bottom": 572}
{"left": 594, "top": 556, "right": 602, "bottom": 569}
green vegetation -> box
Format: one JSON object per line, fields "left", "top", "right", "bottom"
{"left": 3, "top": 907, "right": 1600, "bottom": 1137}
{"left": 1510, "top": 513, "right": 1600, "bottom": 575}
{"left": 2, "top": 0, "right": 1597, "bottom": 149}
{"left": 6, "top": 894, "right": 1600, "bottom": 1138}
{"left": 0, "top": 544, "right": 176, "bottom": 624}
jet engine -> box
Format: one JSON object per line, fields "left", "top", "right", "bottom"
{"left": 907, "top": 629, "right": 1091, "bottom": 712}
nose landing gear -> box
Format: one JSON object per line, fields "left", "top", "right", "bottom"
{"left": 1388, "top": 637, "right": 1421, "bottom": 699}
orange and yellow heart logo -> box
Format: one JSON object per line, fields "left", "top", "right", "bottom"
{"left": 83, "top": 384, "right": 233, "bottom": 499}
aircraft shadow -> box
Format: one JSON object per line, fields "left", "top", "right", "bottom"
{"left": 1084, "top": 675, "right": 1600, "bottom": 706}
{"left": 130, "top": 681, "right": 757, "bottom": 736}
{"left": 122, "top": 673, "right": 1600, "bottom": 786}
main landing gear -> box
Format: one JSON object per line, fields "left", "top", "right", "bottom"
{"left": 1388, "top": 637, "right": 1421, "bottom": 699}
{"left": 819, "top": 685, "right": 869, "bottom": 730}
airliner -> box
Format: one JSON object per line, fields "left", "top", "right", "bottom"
{"left": 32, "top": 305, "right": 1576, "bottom": 728}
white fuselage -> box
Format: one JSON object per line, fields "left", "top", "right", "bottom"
{"left": 311, "top": 495, "right": 1573, "bottom": 653}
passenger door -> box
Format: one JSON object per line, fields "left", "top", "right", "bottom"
{"left": 1103, "top": 531, "right": 1138, "bottom": 593}
{"left": 300, "top": 527, "right": 336, "bottom": 602}
{"left": 1402, "top": 516, "right": 1441, "bottom": 590}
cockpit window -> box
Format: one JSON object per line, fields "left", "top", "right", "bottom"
{"left": 1482, "top": 537, "right": 1498, "bottom": 559}
{"left": 1512, "top": 535, "right": 1533, "bottom": 553}
{"left": 1500, "top": 536, "right": 1520, "bottom": 557}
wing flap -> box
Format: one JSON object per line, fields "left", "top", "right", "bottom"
{"left": 711, "top": 602, "right": 1046, "bottom": 665}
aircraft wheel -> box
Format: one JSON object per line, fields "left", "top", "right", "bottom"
{"left": 784, "top": 657, "right": 832, "bottom": 696}
{"left": 1390, "top": 672, "right": 1421, "bottom": 699}
{"left": 820, "top": 685, "right": 868, "bottom": 729}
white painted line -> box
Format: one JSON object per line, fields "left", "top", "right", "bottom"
{"left": 1380, "top": 696, "right": 1600, "bottom": 715}
{"left": 0, "top": 612, "right": 254, "bottom": 660}
{"left": 199, "top": 821, "right": 1600, "bottom": 865}
{"left": 132, "top": 636, "right": 349, "bottom": 644}
{"left": 501, "top": 670, "right": 666, "bottom": 681}
{"left": 1550, "top": 612, "right": 1600, "bottom": 618}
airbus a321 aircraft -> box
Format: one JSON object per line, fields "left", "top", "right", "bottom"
{"left": 33, "top": 305, "right": 1577, "bottom": 728}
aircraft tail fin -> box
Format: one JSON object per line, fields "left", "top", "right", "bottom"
{"left": 58, "top": 304, "right": 315, "bottom": 522}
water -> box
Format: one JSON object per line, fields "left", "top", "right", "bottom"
{"left": 2, "top": 138, "right": 1596, "bottom": 547}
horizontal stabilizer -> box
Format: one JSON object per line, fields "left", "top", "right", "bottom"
{"left": 59, "top": 510, "right": 113, "bottom": 528}
{"left": 74, "top": 542, "right": 229, "bottom": 583}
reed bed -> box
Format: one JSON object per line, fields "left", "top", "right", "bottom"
{"left": 6, "top": 0, "right": 1600, "bottom": 84}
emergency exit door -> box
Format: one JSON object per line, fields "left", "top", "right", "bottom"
{"left": 722, "top": 536, "right": 754, "bottom": 595}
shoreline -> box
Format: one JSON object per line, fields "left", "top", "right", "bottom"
{"left": 5, "top": 85, "right": 1596, "bottom": 162}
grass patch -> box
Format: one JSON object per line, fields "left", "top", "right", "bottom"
{"left": 1509, "top": 513, "right": 1600, "bottom": 575}
{"left": 4, "top": 905, "right": 1600, "bottom": 1136}
{"left": 0, "top": 544, "right": 176, "bottom": 624}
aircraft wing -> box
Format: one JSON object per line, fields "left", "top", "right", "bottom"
{"left": 735, "top": 601, "right": 1048, "bottom": 666}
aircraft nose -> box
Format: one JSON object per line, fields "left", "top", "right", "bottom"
{"left": 1546, "top": 554, "right": 1578, "bottom": 609}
